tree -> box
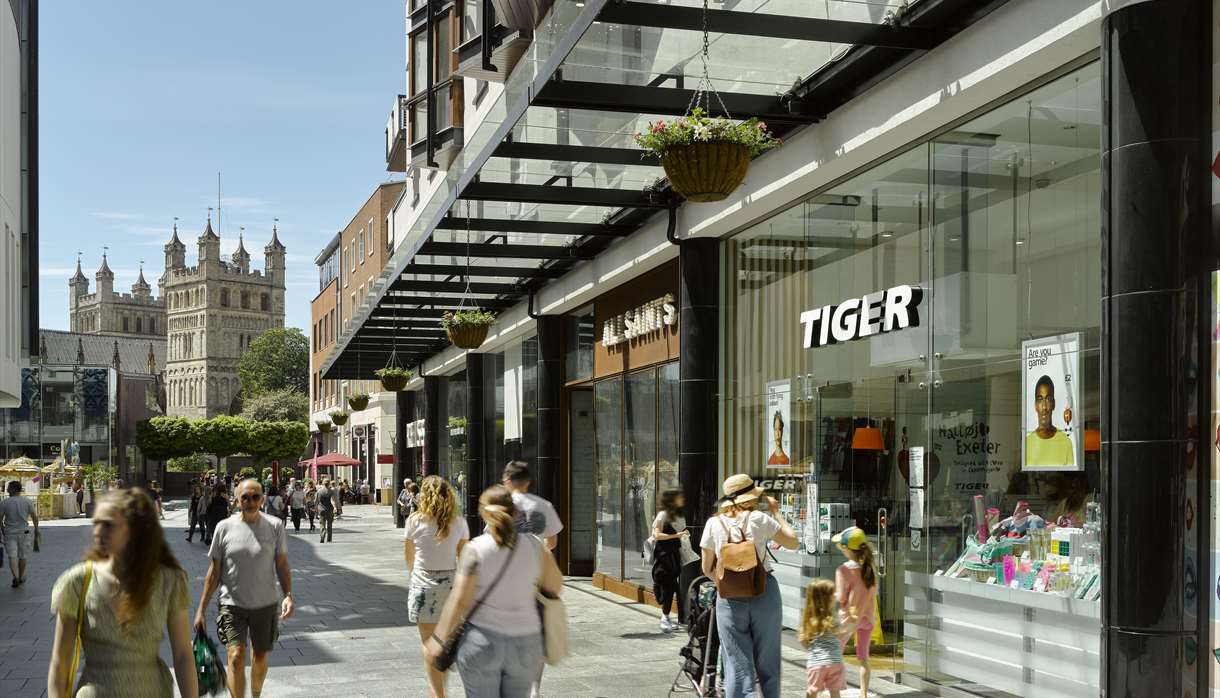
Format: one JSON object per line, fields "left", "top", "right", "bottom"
{"left": 246, "top": 421, "right": 310, "bottom": 465}
{"left": 136, "top": 417, "right": 195, "bottom": 461}
{"left": 239, "top": 388, "right": 309, "bottom": 424}
{"left": 191, "top": 416, "right": 251, "bottom": 467}
{"left": 166, "top": 453, "right": 210, "bottom": 472}
{"left": 237, "top": 328, "right": 309, "bottom": 398}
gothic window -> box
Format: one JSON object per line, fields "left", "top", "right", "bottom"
{"left": 241, "top": 292, "right": 249, "bottom": 309}
{"left": 221, "top": 289, "right": 230, "bottom": 307}
{"left": 136, "top": 317, "right": 142, "bottom": 333}
{"left": 123, "top": 316, "right": 129, "bottom": 333}
{"left": 260, "top": 294, "right": 269, "bottom": 311}
{"left": 150, "top": 318, "right": 156, "bottom": 333}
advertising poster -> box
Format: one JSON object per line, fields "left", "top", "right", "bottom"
{"left": 765, "top": 379, "right": 792, "bottom": 468}
{"left": 1020, "top": 333, "right": 1083, "bottom": 472}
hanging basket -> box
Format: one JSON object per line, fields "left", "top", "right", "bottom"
{"left": 347, "top": 394, "right": 370, "bottom": 411}
{"left": 447, "top": 323, "right": 491, "bottom": 350}
{"left": 315, "top": 420, "right": 333, "bottom": 433}
{"left": 660, "top": 142, "right": 751, "bottom": 203}
{"left": 375, "top": 368, "right": 412, "bottom": 392}
{"left": 329, "top": 411, "right": 349, "bottom": 426}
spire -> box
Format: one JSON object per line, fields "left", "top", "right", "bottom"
{"left": 132, "top": 261, "right": 150, "bottom": 294}
{"left": 71, "top": 253, "right": 87, "bottom": 283}
{"left": 265, "top": 219, "right": 285, "bottom": 252}
{"left": 165, "top": 218, "right": 185, "bottom": 251}
{"left": 76, "top": 337, "right": 85, "bottom": 365}
{"left": 96, "top": 248, "right": 114, "bottom": 279}
{"left": 236, "top": 228, "right": 249, "bottom": 255}
{"left": 112, "top": 340, "right": 121, "bottom": 370}
{"left": 200, "top": 216, "right": 220, "bottom": 242}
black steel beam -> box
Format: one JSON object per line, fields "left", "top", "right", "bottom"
{"left": 418, "top": 240, "right": 593, "bottom": 260}
{"left": 435, "top": 216, "right": 635, "bottom": 237}
{"left": 459, "top": 181, "right": 666, "bottom": 208}
{"left": 534, "top": 79, "right": 821, "bottom": 123}
{"left": 370, "top": 308, "right": 452, "bottom": 319}
{"left": 381, "top": 294, "right": 515, "bottom": 309}
{"left": 390, "top": 278, "right": 521, "bottom": 294}
{"left": 405, "top": 263, "right": 566, "bottom": 279}
{"left": 598, "top": 1, "right": 944, "bottom": 50}
{"left": 493, "top": 140, "right": 650, "bottom": 166}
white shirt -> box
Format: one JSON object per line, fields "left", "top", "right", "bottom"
{"left": 404, "top": 514, "right": 470, "bottom": 572}
{"left": 700, "top": 511, "right": 782, "bottom": 572}
{"left": 653, "top": 511, "right": 687, "bottom": 533}
{"left": 462, "top": 533, "right": 544, "bottom": 637}
{"left": 289, "top": 488, "right": 306, "bottom": 508}
{"left": 511, "top": 492, "right": 563, "bottom": 539}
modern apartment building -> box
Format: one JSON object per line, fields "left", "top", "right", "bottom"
{"left": 326, "top": 1, "right": 1219, "bottom": 694}
{"left": 309, "top": 181, "right": 405, "bottom": 486}
{"left": 0, "top": 0, "right": 37, "bottom": 407}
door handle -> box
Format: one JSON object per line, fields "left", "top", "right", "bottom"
{"left": 876, "top": 507, "right": 888, "bottom": 578}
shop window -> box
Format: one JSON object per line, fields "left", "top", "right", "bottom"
{"left": 721, "top": 63, "right": 1102, "bottom": 694}
{"left": 564, "top": 308, "right": 595, "bottom": 382}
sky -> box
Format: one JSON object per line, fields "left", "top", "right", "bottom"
{"left": 38, "top": 1, "right": 405, "bottom": 333}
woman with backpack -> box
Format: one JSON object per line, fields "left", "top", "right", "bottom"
{"left": 699, "top": 474, "right": 798, "bottom": 698}
{"left": 425, "top": 485, "right": 564, "bottom": 697}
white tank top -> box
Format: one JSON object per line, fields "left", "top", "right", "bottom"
{"left": 467, "top": 533, "right": 542, "bottom": 637}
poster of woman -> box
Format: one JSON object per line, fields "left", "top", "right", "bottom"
{"left": 1021, "top": 332, "right": 1083, "bottom": 472}
{"left": 766, "top": 379, "right": 792, "bottom": 467}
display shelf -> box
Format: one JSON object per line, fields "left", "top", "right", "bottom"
{"left": 904, "top": 571, "right": 1099, "bottom": 698}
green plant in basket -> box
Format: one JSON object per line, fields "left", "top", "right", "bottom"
{"left": 441, "top": 309, "right": 496, "bottom": 328}
{"left": 634, "top": 108, "right": 779, "bottom": 158}
{"left": 329, "top": 410, "right": 349, "bottom": 426}
{"left": 347, "top": 392, "right": 370, "bottom": 411}
{"left": 375, "top": 366, "right": 412, "bottom": 392}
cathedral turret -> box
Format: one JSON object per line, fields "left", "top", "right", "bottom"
{"left": 95, "top": 251, "right": 114, "bottom": 296}
{"left": 264, "top": 222, "right": 286, "bottom": 284}
{"left": 68, "top": 256, "right": 89, "bottom": 328}
{"left": 132, "top": 263, "right": 151, "bottom": 300}
{"left": 233, "top": 228, "right": 251, "bottom": 273}
{"left": 164, "top": 219, "right": 186, "bottom": 271}
{"left": 198, "top": 214, "right": 221, "bottom": 266}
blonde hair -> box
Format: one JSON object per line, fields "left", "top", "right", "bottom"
{"left": 479, "top": 485, "right": 517, "bottom": 548}
{"left": 415, "top": 475, "right": 457, "bottom": 539}
{"left": 799, "top": 579, "right": 838, "bottom": 645}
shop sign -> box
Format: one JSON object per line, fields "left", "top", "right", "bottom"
{"left": 750, "top": 474, "right": 804, "bottom": 492}
{"left": 799, "top": 284, "right": 924, "bottom": 349}
{"left": 601, "top": 293, "right": 677, "bottom": 348}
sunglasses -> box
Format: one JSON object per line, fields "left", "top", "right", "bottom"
{"left": 240, "top": 493, "right": 263, "bottom": 502}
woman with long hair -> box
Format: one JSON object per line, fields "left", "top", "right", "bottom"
{"left": 403, "top": 475, "right": 470, "bottom": 698}
{"left": 699, "top": 474, "right": 799, "bottom": 698}
{"left": 426, "top": 485, "right": 563, "bottom": 697}
{"left": 651, "top": 489, "right": 690, "bottom": 632}
{"left": 47, "top": 488, "right": 198, "bottom": 698}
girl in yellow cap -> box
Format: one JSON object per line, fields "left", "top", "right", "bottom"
{"left": 835, "top": 526, "right": 878, "bottom": 697}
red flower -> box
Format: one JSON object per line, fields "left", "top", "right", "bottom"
{"left": 651, "top": 120, "right": 667, "bottom": 134}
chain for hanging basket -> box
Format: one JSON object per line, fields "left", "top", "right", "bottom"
{"left": 443, "top": 200, "right": 492, "bottom": 350}
{"left": 684, "top": 0, "right": 732, "bottom": 121}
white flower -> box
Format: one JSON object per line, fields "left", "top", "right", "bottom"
{"left": 693, "top": 123, "right": 710, "bottom": 140}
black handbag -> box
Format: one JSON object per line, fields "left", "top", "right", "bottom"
{"left": 430, "top": 539, "right": 520, "bottom": 671}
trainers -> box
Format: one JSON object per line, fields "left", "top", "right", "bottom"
{"left": 660, "top": 617, "right": 675, "bottom": 633}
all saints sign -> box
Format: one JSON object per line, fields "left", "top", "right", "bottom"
{"left": 602, "top": 293, "right": 678, "bottom": 348}
{"left": 799, "top": 284, "right": 924, "bottom": 348}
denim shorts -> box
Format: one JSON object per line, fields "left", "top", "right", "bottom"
{"left": 407, "top": 568, "right": 454, "bottom": 624}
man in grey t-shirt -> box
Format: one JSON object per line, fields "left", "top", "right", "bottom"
{"left": 195, "top": 479, "right": 294, "bottom": 698}
{"left": 0, "top": 480, "right": 38, "bottom": 588}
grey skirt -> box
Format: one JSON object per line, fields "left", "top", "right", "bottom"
{"left": 408, "top": 568, "right": 455, "bottom": 624}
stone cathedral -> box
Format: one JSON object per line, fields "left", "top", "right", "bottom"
{"left": 68, "top": 218, "right": 286, "bottom": 418}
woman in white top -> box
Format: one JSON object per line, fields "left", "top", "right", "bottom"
{"left": 652, "top": 489, "right": 690, "bottom": 632}
{"left": 404, "top": 475, "right": 469, "bottom": 698}
{"left": 427, "top": 485, "right": 563, "bottom": 698}
{"left": 699, "top": 474, "right": 798, "bottom": 698}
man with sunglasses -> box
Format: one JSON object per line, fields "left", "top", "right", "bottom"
{"left": 195, "top": 478, "right": 294, "bottom": 698}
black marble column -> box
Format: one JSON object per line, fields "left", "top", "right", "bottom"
{"left": 393, "top": 389, "right": 412, "bottom": 528}
{"left": 465, "top": 354, "right": 486, "bottom": 536}
{"left": 1101, "top": 1, "right": 1210, "bottom": 694}
{"left": 423, "top": 375, "right": 442, "bottom": 479}
{"left": 536, "top": 316, "right": 563, "bottom": 507}
{"left": 680, "top": 238, "right": 721, "bottom": 529}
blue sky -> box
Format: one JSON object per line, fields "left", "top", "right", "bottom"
{"left": 39, "top": 1, "right": 405, "bottom": 333}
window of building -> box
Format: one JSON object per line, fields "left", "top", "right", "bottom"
{"left": 241, "top": 292, "right": 249, "bottom": 309}
{"left": 261, "top": 294, "right": 270, "bottom": 311}
{"left": 220, "top": 289, "right": 229, "bottom": 307}
{"left": 122, "top": 316, "right": 129, "bottom": 333}
{"left": 150, "top": 318, "right": 155, "bottom": 334}
{"left": 350, "top": 244, "right": 356, "bottom": 274}
{"left": 368, "top": 219, "right": 375, "bottom": 256}
{"left": 136, "top": 317, "right": 142, "bottom": 334}
{"left": 358, "top": 230, "right": 365, "bottom": 260}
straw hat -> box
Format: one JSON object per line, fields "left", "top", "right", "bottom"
{"left": 721, "top": 474, "right": 764, "bottom": 506}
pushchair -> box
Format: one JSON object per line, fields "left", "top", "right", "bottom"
{"left": 669, "top": 575, "right": 722, "bottom": 697}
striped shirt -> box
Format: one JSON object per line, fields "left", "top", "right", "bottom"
{"left": 806, "top": 629, "right": 844, "bottom": 669}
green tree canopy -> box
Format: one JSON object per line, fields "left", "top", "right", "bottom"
{"left": 246, "top": 421, "right": 310, "bottom": 464}
{"left": 136, "top": 416, "right": 195, "bottom": 460}
{"left": 191, "top": 416, "right": 251, "bottom": 461}
{"left": 237, "top": 328, "right": 309, "bottom": 398}
{"left": 166, "top": 453, "right": 210, "bottom": 472}
{"left": 239, "top": 388, "right": 309, "bottom": 424}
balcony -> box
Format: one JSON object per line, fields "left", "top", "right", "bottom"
{"left": 455, "top": 23, "right": 532, "bottom": 83}
{"left": 385, "top": 95, "right": 409, "bottom": 172}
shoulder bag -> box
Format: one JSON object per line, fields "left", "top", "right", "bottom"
{"left": 67, "top": 560, "right": 94, "bottom": 696}
{"left": 429, "top": 539, "right": 520, "bottom": 671}
{"left": 535, "top": 537, "right": 568, "bottom": 665}
{"left": 713, "top": 513, "right": 767, "bottom": 599}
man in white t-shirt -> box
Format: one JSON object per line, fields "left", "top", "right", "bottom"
{"left": 0, "top": 480, "right": 38, "bottom": 588}
{"left": 501, "top": 461, "right": 563, "bottom": 550}
{"left": 287, "top": 480, "right": 306, "bottom": 533}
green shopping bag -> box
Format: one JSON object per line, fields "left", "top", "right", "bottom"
{"left": 193, "top": 630, "right": 227, "bottom": 696}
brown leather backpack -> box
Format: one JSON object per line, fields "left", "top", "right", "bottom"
{"left": 713, "top": 513, "right": 767, "bottom": 599}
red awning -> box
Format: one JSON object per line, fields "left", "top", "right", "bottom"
{"left": 298, "top": 452, "right": 361, "bottom": 467}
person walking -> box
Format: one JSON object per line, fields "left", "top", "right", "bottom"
{"left": 834, "top": 526, "right": 879, "bottom": 698}
{"left": 146, "top": 480, "right": 164, "bottom": 520}
{"left": 263, "top": 486, "right": 286, "bottom": 522}
{"left": 304, "top": 481, "right": 318, "bottom": 532}
{"left": 194, "top": 482, "right": 212, "bottom": 542}
{"left": 287, "top": 480, "right": 306, "bottom": 533}
{"left": 801, "top": 579, "right": 848, "bottom": 698}
{"left": 204, "top": 485, "right": 230, "bottom": 546}
{"left": 195, "top": 479, "right": 294, "bottom": 698}
{"left": 336, "top": 480, "right": 347, "bottom": 518}
{"left": 397, "top": 479, "right": 419, "bottom": 527}
{"left": 358, "top": 479, "right": 370, "bottom": 505}
{"left": 699, "top": 474, "right": 798, "bottom": 698}
{"left": 46, "top": 488, "right": 198, "bottom": 698}
{"left": 501, "top": 461, "right": 562, "bottom": 550}
{"left": 73, "top": 479, "right": 85, "bottom": 517}
{"left": 404, "top": 476, "right": 469, "bottom": 698}
{"left": 426, "top": 485, "right": 563, "bottom": 698}
{"left": 0, "top": 480, "right": 39, "bottom": 588}
{"left": 651, "top": 489, "right": 690, "bottom": 633}
{"left": 187, "top": 484, "right": 205, "bottom": 543}
{"left": 318, "top": 478, "right": 336, "bottom": 543}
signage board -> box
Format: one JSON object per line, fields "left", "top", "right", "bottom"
{"left": 800, "top": 284, "right": 924, "bottom": 348}
{"left": 1020, "top": 333, "right": 1083, "bottom": 472}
